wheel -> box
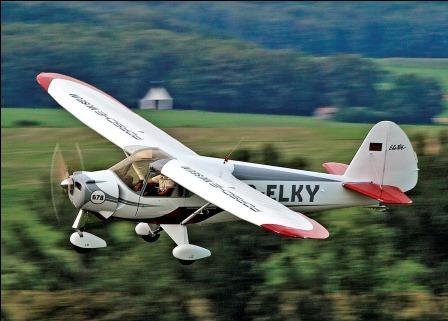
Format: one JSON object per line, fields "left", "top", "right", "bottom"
{"left": 178, "top": 259, "right": 196, "bottom": 265}
{"left": 142, "top": 233, "right": 160, "bottom": 243}
{"left": 73, "top": 245, "right": 91, "bottom": 254}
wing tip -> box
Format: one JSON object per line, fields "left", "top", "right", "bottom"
{"left": 36, "top": 72, "right": 79, "bottom": 91}
{"left": 262, "top": 220, "right": 329, "bottom": 240}
{"left": 36, "top": 72, "right": 54, "bottom": 91}
{"left": 36, "top": 72, "right": 128, "bottom": 108}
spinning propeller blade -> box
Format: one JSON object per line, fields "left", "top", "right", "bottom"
{"left": 50, "top": 144, "right": 68, "bottom": 223}
{"left": 75, "top": 143, "right": 85, "bottom": 170}
{"left": 50, "top": 143, "right": 85, "bottom": 224}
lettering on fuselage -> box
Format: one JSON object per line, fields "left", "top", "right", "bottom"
{"left": 69, "top": 93, "right": 143, "bottom": 140}
{"left": 248, "top": 184, "right": 320, "bottom": 203}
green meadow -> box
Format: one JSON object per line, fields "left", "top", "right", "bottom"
{"left": 376, "top": 58, "right": 448, "bottom": 92}
{"left": 375, "top": 58, "right": 448, "bottom": 116}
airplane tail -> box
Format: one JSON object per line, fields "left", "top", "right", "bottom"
{"left": 323, "top": 121, "right": 418, "bottom": 204}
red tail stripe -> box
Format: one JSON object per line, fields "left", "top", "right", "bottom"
{"left": 343, "top": 182, "right": 412, "bottom": 204}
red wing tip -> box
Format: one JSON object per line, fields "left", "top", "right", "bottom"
{"left": 36, "top": 72, "right": 80, "bottom": 91}
{"left": 262, "top": 221, "right": 329, "bottom": 239}
{"left": 36, "top": 72, "right": 54, "bottom": 91}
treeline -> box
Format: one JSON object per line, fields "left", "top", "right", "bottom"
{"left": 3, "top": 2, "right": 448, "bottom": 58}
{"left": 2, "top": 22, "right": 444, "bottom": 123}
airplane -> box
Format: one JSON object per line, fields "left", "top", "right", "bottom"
{"left": 36, "top": 72, "right": 418, "bottom": 265}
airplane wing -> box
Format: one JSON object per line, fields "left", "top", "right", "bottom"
{"left": 162, "top": 159, "right": 329, "bottom": 239}
{"left": 37, "top": 72, "right": 328, "bottom": 239}
{"left": 36, "top": 72, "right": 196, "bottom": 158}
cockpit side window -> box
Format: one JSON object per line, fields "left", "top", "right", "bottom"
{"left": 112, "top": 159, "right": 150, "bottom": 190}
{"left": 110, "top": 153, "right": 153, "bottom": 190}
{"left": 110, "top": 148, "right": 178, "bottom": 197}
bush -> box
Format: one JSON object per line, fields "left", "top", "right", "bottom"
{"left": 13, "top": 119, "right": 41, "bottom": 127}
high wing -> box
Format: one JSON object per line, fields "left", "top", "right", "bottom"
{"left": 162, "top": 159, "right": 329, "bottom": 239}
{"left": 36, "top": 72, "right": 196, "bottom": 158}
{"left": 37, "top": 72, "right": 328, "bottom": 239}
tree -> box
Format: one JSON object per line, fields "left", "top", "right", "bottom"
{"left": 322, "top": 55, "right": 384, "bottom": 108}
{"left": 381, "top": 75, "right": 444, "bottom": 123}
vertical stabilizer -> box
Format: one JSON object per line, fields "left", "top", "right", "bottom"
{"left": 344, "top": 121, "right": 418, "bottom": 192}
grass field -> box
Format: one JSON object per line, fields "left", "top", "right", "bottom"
{"left": 375, "top": 58, "right": 448, "bottom": 117}
{"left": 375, "top": 58, "right": 448, "bottom": 93}
{"left": 2, "top": 108, "right": 444, "bottom": 193}
{"left": 0, "top": 108, "right": 379, "bottom": 129}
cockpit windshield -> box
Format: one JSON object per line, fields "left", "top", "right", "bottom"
{"left": 109, "top": 148, "right": 177, "bottom": 196}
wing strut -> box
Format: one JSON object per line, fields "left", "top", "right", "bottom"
{"left": 181, "top": 202, "right": 212, "bottom": 225}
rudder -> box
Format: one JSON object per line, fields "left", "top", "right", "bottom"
{"left": 344, "top": 121, "right": 418, "bottom": 192}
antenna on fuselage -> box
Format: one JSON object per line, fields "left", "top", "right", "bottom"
{"left": 223, "top": 137, "right": 244, "bottom": 164}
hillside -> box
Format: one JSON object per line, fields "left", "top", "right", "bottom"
{"left": 3, "top": 2, "right": 447, "bottom": 57}
{"left": 2, "top": 2, "right": 447, "bottom": 122}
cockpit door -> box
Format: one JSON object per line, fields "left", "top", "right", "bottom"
{"left": 135, "top": 165, "right": 187, "bottom": 217}
{"left": 135, "top": 167, "right": 157, "bottom": 217}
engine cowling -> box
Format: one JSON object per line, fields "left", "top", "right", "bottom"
{"left": 68, "top": 170, "right": 119, "bottom": 218}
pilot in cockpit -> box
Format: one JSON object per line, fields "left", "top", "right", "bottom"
{"left": 133, "top": 159, "right": 175, "bottom": 197}
{"left": 148, "top": 173, "right": 175, "bottom": 196}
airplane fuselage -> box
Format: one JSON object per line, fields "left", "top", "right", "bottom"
{"left": 109, "top": 157, "right": 377, "bottom": 224}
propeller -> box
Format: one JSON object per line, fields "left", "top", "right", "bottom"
{"left": 50, "top": 143, "right": 84, "bottom": 224}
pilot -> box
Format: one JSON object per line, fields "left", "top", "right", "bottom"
{"left": 149, "top": 174, "right": 175, "bottom": 196}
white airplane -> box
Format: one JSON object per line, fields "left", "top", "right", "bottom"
{"left": 37, "top": 72, "right": 418, "bottom": 265}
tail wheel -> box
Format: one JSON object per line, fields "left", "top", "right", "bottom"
{"left": 142, "top": 233, "right": 160, "bottom": 243}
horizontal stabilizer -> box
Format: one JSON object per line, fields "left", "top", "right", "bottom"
{"left": 323, "top": 162, "right": 348, "bottom": 175}
{"left": 343, "top": 182, "right": 412, "bottom": 204}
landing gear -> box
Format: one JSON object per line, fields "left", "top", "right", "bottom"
{"left": 142, "top": 233, "right": 160, "bottom": 243}
{"left": 178, "top": 259, "right": 196, "bottom": 265}
{"left": 135, "top": 223, "right": 162, "bottom": 243}
{"left": 70, "top": 210, "right": 107, "bottom": 251}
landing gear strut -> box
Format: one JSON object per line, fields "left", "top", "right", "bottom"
{"left": 70, "top": 210, "right": 107, "bottom": 251}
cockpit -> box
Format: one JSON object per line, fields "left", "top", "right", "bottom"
{"left": 109, "top": 148, "right": 184, "bottom": 197}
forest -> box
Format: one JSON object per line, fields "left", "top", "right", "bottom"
{"left": 2, "top": 2, "right": 447, "bottom": 123}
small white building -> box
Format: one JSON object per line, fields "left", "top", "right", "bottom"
{"left": 139, "top": 86, "right": 173, "bottom": 110}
